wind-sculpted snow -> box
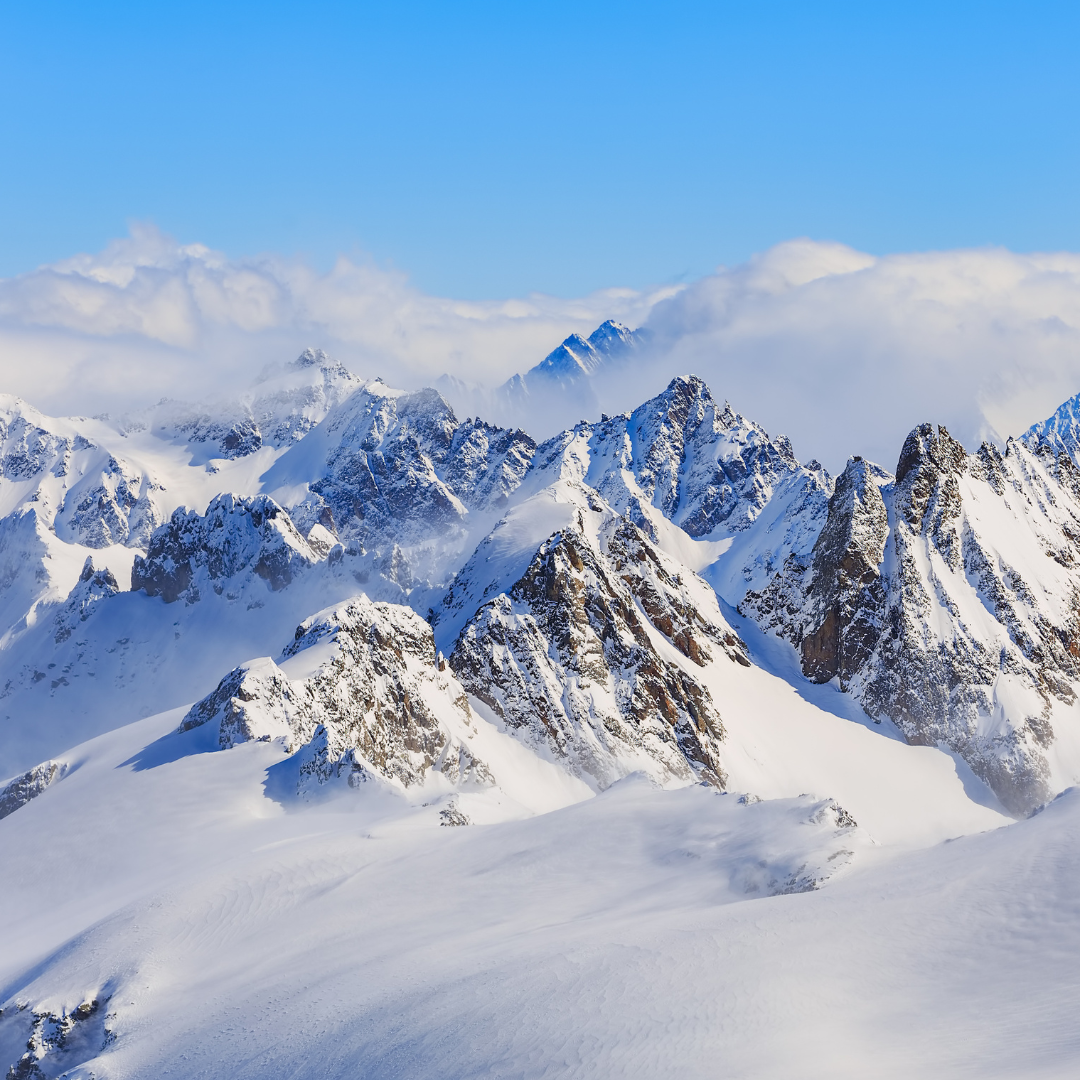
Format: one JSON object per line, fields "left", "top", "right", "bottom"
{"left": 449, "top": 488, "right": 747, "bottom": 791}
{"left": 132, "top": 493, "right": 322, "bottom": 603}
{"left": 0, "top": 707, "right": 1017, "bottom": 1080}
{"left": 180, "top": 595, "right": 491, "bottom": 795}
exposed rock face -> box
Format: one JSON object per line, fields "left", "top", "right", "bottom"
{"left": 265, "top": 383, "right": 535, "bottom": 583}
{"left": 0, "top": 758, "right": 67, "bottom": 820}
{"left": 179, "top": 596, "right": 489, "bottom": 792}
{"left": 449, "top": 511, "right": 741, "bottom": 790}
{"left": 0, "top": 396, "right": 167, "bottom": 550}
{"left": 132, "top": 494, "right": 321, "bottom": 604}
{"left": 0, "top": 997, "right": 111, "bottom": 1080}
{"left": 53, "top": 558, "right": 119, "bottom": 644}
{"left": 61, "top": 454, "right": 164, "bottom": 548}
{"left": 743, "top": 457, "right": 889, "bottom": 687}
{"left": 742, "top": 422, "right": 1080, "bottom": 814}
{"left": 623, "top": 375, "right": 802, "bottom": 538}
{"left": 527, "top": 375, "right": 813, "bottom": 542}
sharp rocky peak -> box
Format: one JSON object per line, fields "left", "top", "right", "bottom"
{"left": 445, "top": 484, "right": 749, "bottom": 791}
{"left": 268, "top": 380, "right": 536, "bottom": 581}
{"left": 1021, "top": 390, "right": 1080, "bottom": 467}
{"left": 178, "top": 595, "right": 487, "bottom": 796}
{"left": 131, "top": 493, "right": 322, "bottom": 604}
{"left": 741, "top": 418, "right": 1080, "bottom": 815}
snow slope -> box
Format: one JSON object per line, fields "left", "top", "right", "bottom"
{"left": 0, "top": 699, "right": 1051, "bottom": 1080}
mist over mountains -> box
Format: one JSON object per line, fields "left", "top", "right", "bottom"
{"left": 6, "top": 228, "right": 1080, "bottom": 471}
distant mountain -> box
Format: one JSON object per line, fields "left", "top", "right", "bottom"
{"left": 436, "top": 320, "right": 650, "bottom": 435}
{"left": 1021, "top": 389, "right": 1080, "bottom": 460}
{"left": 497, "top": 318, "right": 647, "bottom": 411}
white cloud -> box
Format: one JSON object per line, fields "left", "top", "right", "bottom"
{"left": 0, "top": 223, "right": 670, "bottom": 418}
{"left": 611, "top": 240, "right": 1080, "bottom": 471}
{"left": 3, "top": 227, "right": 1080, "bottom": 474}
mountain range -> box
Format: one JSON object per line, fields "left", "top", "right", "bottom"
{"left": 2, "top": 324, "right": 1079, "bottom": 1078}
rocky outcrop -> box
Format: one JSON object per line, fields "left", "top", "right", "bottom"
{"left": 0, "top": 997, "right": 112, "bottom": 1080}
{"left": 264, "top": 383, "right": 535, "bottom": 587}
{"left": 0, "top": 759, "right": 67, "bottom": 821}
{"left": 743, "top": 456, "right": 890, "bottom": 688}
{"left": 626, "top": 375, "right": 802, "bottom": 537}
{"left": 449, "top": 512, "right": 739, "bottom": 790}
{"left": 179, "top": 596, "right": 490, "bottom": 793}
{"left": 0, "top": 396, "right": 167, "bottom": 550}
{"left": 53, "top": 558, "right": 119, "bottom": 644}
{"left": 132, "top": 494, "right": 321, "bottom": 604}
{"left": 742, "top": 422, "right": 1080, "bottom": 814}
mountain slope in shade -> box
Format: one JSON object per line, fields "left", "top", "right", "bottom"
{"left": 1021, "top": 389, "right": 1080, "bottom": 464}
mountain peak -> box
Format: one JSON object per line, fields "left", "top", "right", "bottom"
{"left": 1021, "top": 391, "right": 1080, "bottom": 466}
{"left": 293, "top": 347, "right": 331, "bottom": 369}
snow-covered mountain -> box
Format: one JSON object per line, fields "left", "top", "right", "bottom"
{"left": 500, "top": 319, "right": 647, "bottom": 395}
{"left": 438, "top": 319, "right": 649, "bottom": 434}
{"left": 3, "top": 336, "right": 1080, "bottom": 1078}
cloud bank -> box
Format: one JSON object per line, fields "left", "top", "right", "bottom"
{"left": 621, "top": 240, "right": 1080, "bottom": 471}
{"left": 3, "top": 225, "right": 1080, "bottom": 473}
{"left": 0, "top": 224, "right": 668, "bottom": 419}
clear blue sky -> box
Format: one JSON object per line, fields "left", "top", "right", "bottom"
{"left": 2, "top": 0, "right": 1078, "bottom": 298}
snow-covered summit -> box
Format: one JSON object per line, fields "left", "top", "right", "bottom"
{"left": 1021, "top": 389, "right": 1080, "bottom": 465}
{"left": 522, "top": 319, "right": 647, "bottom": 389}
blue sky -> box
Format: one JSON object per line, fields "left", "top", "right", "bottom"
{"left": 2, "top": 1, "right": 1079, "bottom": 298}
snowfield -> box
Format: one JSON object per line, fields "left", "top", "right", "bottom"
{"left": 1, "top": 338, "right": 1079, "bottom": 1078}
{"left": 0, "top": 705, "right": 1070, "bottom": 1080}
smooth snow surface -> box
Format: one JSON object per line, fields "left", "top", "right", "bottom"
{"left": 0, "top": 708, "right": 1070, "bottom": 1080}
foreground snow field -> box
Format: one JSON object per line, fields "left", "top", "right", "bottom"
{"left": 3, "top": 335, "right": 1080, "bottom": 1077}
{"left": 0, "top": 701, "right": 1072, "bottom": 1079}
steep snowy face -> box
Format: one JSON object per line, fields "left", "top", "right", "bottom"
{"left": 621, "top": 374, "right": 804, "bottom": 537}
{"left": 1021, "top": 390, "right": 1080, "bottom": 466}
{"left": 180, "top": 595, "right": 485, "bottom": 795}
{"left": 742, "top": 423, "right": 1080, "bottom": 814}
{"left": 504, "top": 320, "right": 647, "bottom": 396}
{"left": 265, "top": 382, "right": 535, "bottom": 585}
{"left": 132, "top": 493, "right": 322, "bottom": 604}
{"left": 447, "top": 486, "right": 748, "bottom": 791}
{"left": 524, "top": 375, "right": 819, "bottom": 543}
{"left": 507, "top": 375, "right": 831, "bottom": 611}
{"left": 0, "top": 396, "right": 167, "bottom": 549}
